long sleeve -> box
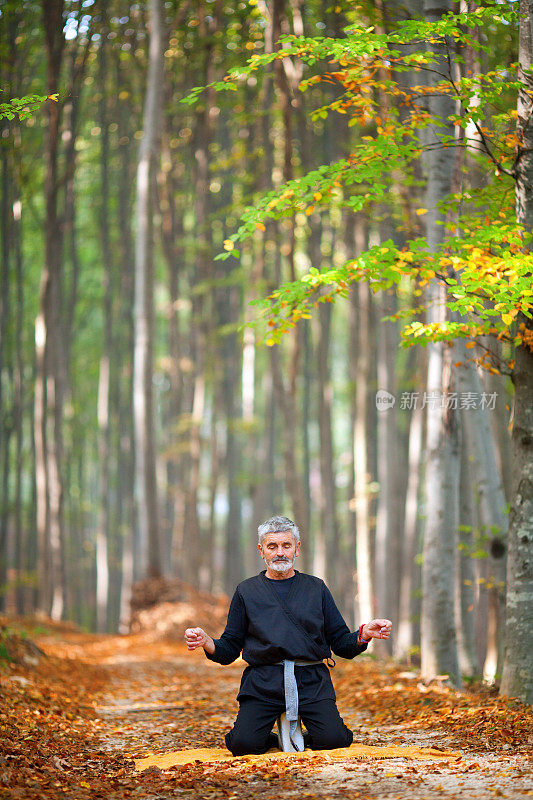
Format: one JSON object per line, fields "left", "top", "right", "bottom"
{"left": 322, "top": 583, "right": 368, "bottom": 659}
{"left": 204, "top": 589, "right": 247, "bottom": 665}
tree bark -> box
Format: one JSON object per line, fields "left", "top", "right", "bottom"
{"left": 37, "top": 0, "right": 66, "bottom": 617}
{"left": 96, "top": 26, "right": 112, "bottom": 631}
{"left": 133, "top": 0, "right": 164, "bottom": 578}
{"left": 349, "top": 216, "right": 374, "bottom": 624}
{"left": 420, "top": 0, "right": 461, "bottom": 685}
{"left": 455, "top": 344, "right": 507, "bottom": 682}
{"left": 454, "top": 435, "right": 477, "bottom": 676}
{"left": 394, "top": 394, "right": 424, "bottom": 659}
{"left": 375, "top": 291, "right": 401, "bottom": 641}
{"left": 500, "top": 0, "right": 533, "bottom": 704}
{"left": 114, "top": 43, "right": 136, "bottom": 628}
{"left": 269, "top": 0, "right": 309, "bottom": 542}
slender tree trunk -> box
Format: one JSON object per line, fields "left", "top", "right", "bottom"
{"left": 420, "top": 0, "right": 461, "bottom": 685}
{"left": 454, "top": 435, "right": 477, "bottom": 676}
{"left": 215, "top": 110, "right": 244, "bottom": 593}
{"left": 349, "top": 216, "right": 373, "bottom": 624}
{"left": 269, "top": 0, "right": 309, "bottom": 541}
{"left": 455, "top": 344, "right": 507, "bottom": 682}
{"left": 96, "top": 28, "right": 112, "bottom": 630}
{"left": 133, "top": 0, "right": 164, "bottom": 578}
{"left": 0, "top": 107, "right": 13, "bottom": 611}
{"left": 13, "top": 160, "right": 24, "bottom": 614}
{"left": 395, "top": 396, "right": 424, "bottom": 659}
{"left": 114, "top": 46, "right": 136, "bottom": 626}
{"left": 315, "top": 297, "right": 339, "bottom": 588}
{"left": 375, "top": 291, "right": 401, "bottom": 640}
{"left": 181, "top": 7, "right": 219, "bottom": 585}
{"left": 60, "top": 36, "right": 89, "bottom": 623}
{"left": 158, "top": 106, "right": 184, "bottom": 571}
{"left": 252, "top": 59, "right": 278, "bottom": 532}
{"left": 500, "top": 0, "right": 533, "bottom": 704}
{"left": 37, "top": 0, "right": 66, "bottom": 617}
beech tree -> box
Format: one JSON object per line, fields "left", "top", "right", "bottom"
{"left": 133, "top": 0, "right": 165, "bottom": 579}
{"left": 500, "top": 0, "right": 533, "bottom": 705}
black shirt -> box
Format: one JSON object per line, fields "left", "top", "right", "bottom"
{"left": 205, "top": 571, "right": 367, "bottom": 706}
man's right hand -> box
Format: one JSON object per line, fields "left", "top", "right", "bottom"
{"left": 184, "top": 627, "right": 215, "bottom": 655}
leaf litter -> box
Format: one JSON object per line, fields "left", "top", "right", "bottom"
{"left": 0, "top": 615, "right": 531, "bottom": 799}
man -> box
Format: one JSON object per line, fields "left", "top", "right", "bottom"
{"left": 185, "top": 515, "right": 392, "bottom": 756}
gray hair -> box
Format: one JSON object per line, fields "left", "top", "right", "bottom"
{"left": 257, "top": 515, "right": 300, "bottom": 545}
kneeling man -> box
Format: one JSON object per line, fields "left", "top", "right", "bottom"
{"left": 185, "top": 515, "right": 391, "bottom": 756}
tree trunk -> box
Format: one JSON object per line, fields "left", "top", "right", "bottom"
{"left": 0, "top": 97, "right": 13, "bottom": 611}
{"left": 96, "top": 28, "right": 112, "bottom": 631}
{"left": 394, "top": 395, "right": 424, "bottom": 660}
{"left": 269, "top": 0, "right": 309, "bottom": 543}
{"left": 37, "top": 0, "right": 66, "bottom": 617}
{"left": 455, "top": 344, "right": 507, "bottom": 682}
{"left": 13, "top": 154, "right": 24, "bottom": 614}
{"left": 314, "top": 296, "right": 339, "bottom": 584}
{"left": 420, "top": 0, "right": 461, "bottom": 685}
{"left": 114, "top": 45, "right": 136, "bottom": 629}
{"left": 500, "top": 0, "right": 533, "bottom": 704}
{"left": 375, "top": 291, "right": 401, "bottom": 640}
{"left": 133, "top": 0, "right": 164, "bottom": 578}
{"left": 454, "top": 434, "right": 477, "bottom": 676}
{"left": 349, "top": 216, "right": 373, "bottom": 625}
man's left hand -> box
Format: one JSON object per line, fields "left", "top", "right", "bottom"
{"left": 362, "top": 619, "right": 392, "bottom": 641}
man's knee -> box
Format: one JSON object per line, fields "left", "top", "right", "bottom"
{"left": 225, "top": 728, "right": 269, "bottom": 757}
{"left": 310, "top": 726, "right": 352, "bottom": 750}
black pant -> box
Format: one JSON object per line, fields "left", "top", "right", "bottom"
{"left": 225, "top": 697, "right": 353, "bottom": 756}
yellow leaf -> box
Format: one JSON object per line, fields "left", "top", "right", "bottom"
{"left": 502, "top": 311, "right": 517, "bottom": 326}
{"left": 416, "top": 208, "right": 428, "bottom": 216}
{"left": 223, "top": 240, "right": 234, "bottom": 251}
{"left": 305, "top": 205, "right": 315, "bottom": 216}
{"left": 465, "top": 342, "right": 476, "bottom": 349}
{"left": 47, "top": 93, "right": 59, "bottom": 102}
{"left": 255, "top": 222, "right": 265, "bottom": 231}
{"left": 313, "top": 192, "right": 322, "bottom": 201}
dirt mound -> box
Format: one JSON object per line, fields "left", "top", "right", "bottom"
{"left": 129, "top": 577, "right": 229, "bottom": 640}
{"left": 0, "top": 621, "right": 45, "bottom": 667}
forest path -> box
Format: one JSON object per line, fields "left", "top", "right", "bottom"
{"left": 2, "top": 624, "right": 532, "bottom": 799}
{"left": 56, "top": 632, "right": 533, "bottom": 799}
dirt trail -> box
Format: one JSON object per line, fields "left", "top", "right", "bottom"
{"left": 1, "top": 625, "right": 532, "bottom": 799}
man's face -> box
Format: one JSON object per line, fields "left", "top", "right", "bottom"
{"left": 258, "top": 531, "right": 300, "bottom": 573}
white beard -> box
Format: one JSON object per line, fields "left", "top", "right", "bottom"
{"left": 267, "top": 556, "right": 294, "bottom": 573}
